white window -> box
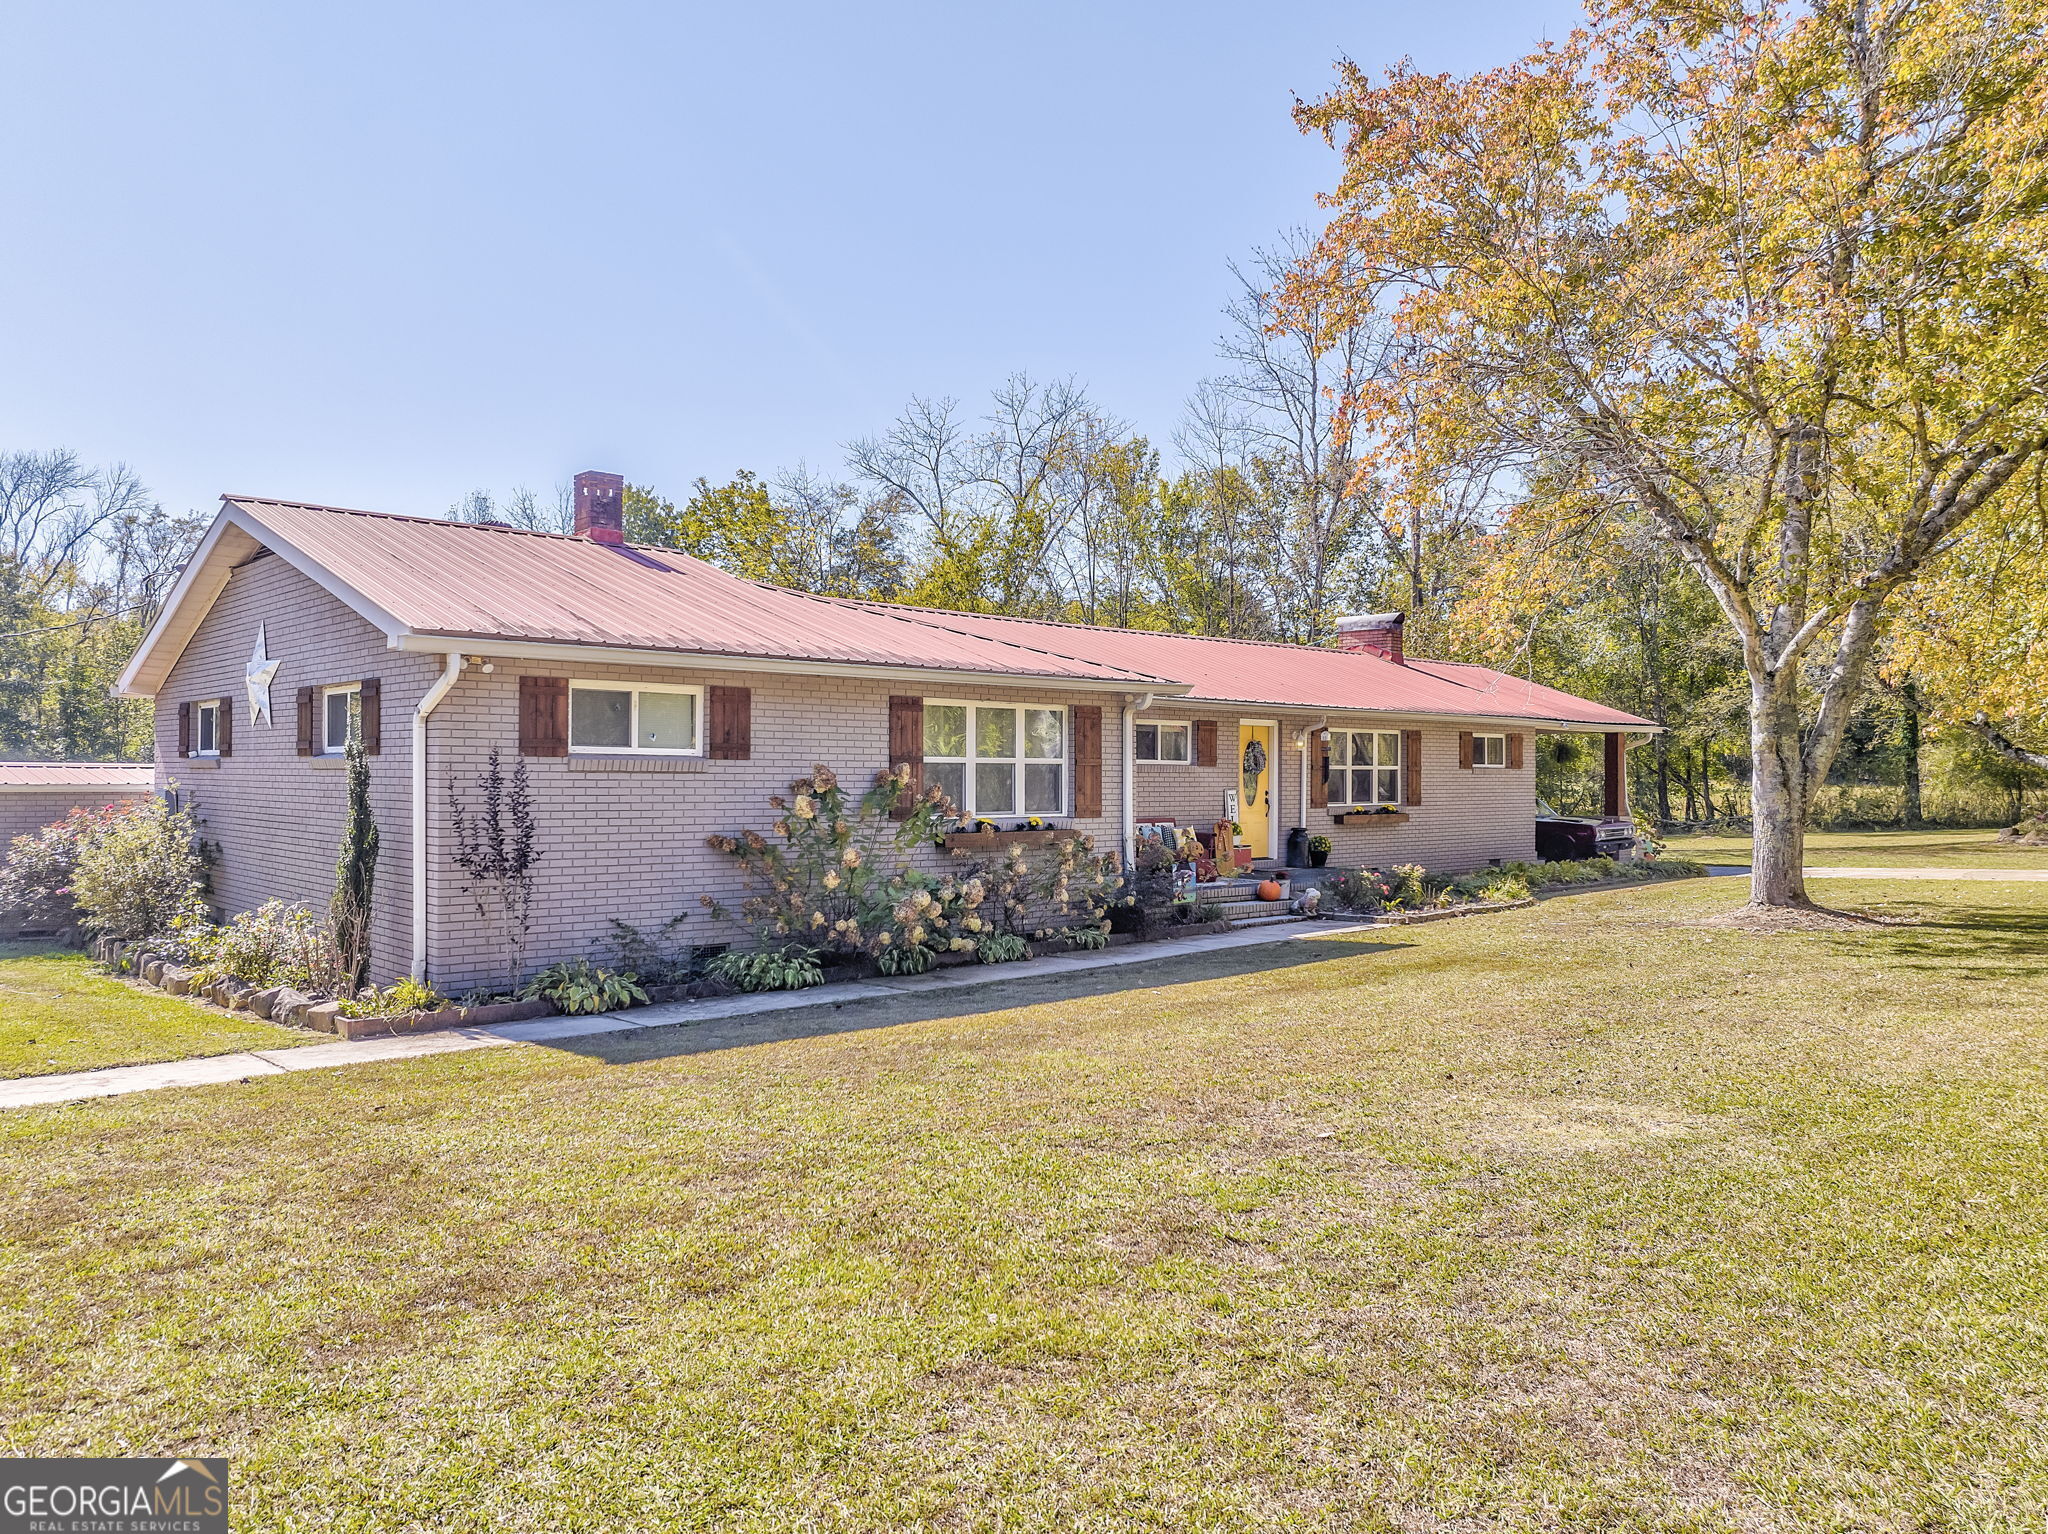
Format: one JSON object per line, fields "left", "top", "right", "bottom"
{"left": 924, "top": 702, "right": 1066, "bottom": 818}
{"left": 1472, "top": 733, "right": 1507, "bottom": 768}
{"left": 320, "top": 684, "right": 361, "bottom": 755}
{"left": 1133, "top": 721, "right": 1191, "bottom": 764}
{"left": 192, "top": 700, "right": 220, "bottom": 757}
{"left": 1329, "top": 729, "right": 1402, "bottom": 805}
{"left": 568, "top": 680, "right": 703, "bottom": 755}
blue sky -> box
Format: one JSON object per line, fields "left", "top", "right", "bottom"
{"left": 5, "top": 1, "right": 1578, "bottom": 520}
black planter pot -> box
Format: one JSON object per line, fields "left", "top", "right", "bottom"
{"left": 1308, "top": 849, "right": 1329, "bottom": 867}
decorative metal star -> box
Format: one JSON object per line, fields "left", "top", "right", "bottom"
{"left": 245, "top": 626, "right": 281, "bottom": 726}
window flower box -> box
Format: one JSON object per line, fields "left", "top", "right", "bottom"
{"left": 941, "top": 826, "right": 1083, "bottom": 854}
{"left": 1333, "top": 809, "right": 1411, "bottom": 827}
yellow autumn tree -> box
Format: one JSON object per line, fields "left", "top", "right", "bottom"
{"left": 1287, "top": 0, "right": 2048, "bottom": 908}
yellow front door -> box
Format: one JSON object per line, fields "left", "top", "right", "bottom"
{"left": 1238, "top": 723, "right": 1274, "bottom": 860}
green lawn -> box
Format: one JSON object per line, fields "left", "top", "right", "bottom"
{"left": 4, "top": 878, "right": 2048, "bottom": 1529}
{"left": 1667, "top": 823, "right": 2048, "bottom": 869}
{"left": 0, "top": 942, "right": 310, "bottom": 1077}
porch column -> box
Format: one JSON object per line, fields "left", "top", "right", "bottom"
{"left": 1603, "top": 731, "right": 1626, "bottom": 819}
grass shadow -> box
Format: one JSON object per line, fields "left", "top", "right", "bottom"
{"left": 534, "top": 936, "right": 1409, "bottom": 1066}
{"left": 1821, "top": 898, "right": 2048, "bottom": 981}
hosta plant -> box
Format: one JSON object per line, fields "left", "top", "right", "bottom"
{"left": 520, "top": 959, "right": 649, "bottom": 1015}
{"left": 339, "top": 977, "right": 448, "bottom": 1018}
{"left": 708, "top": 944, "right": 826, "bottom": 992}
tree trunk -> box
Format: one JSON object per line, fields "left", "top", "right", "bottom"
{"left": 1900, "top": 683, "right": 1922, "bottom": 827}
{"left": 1749, "top": 680, "right": 1810, "bottom": 907}
{"left": 1701, "top": 743, "right": 1715, "bottom": 823}
{"left": 1655, "top": 735, "right": 1672, "bottom": 824}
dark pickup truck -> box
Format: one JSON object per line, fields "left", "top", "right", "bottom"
{"left": 1535, "top": 799, "right": 1637, "bottom": 862}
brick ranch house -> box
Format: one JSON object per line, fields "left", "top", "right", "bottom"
{"left": 114, "top": 473, "right": 1655, "bottom": 991}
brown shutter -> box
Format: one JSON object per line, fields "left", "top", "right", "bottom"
{"left": 358, "top": 678, "right": 381, "bottom": 755}
{"left": 1507, "top": 732, "right": 1524, "bottom": 770}
{"left": 708, "top": 685, "right": 751, "bottom": 760}
{"left": 297, "top": 686, "right": 317, "bottom": 756}
{"left": 1402, "top": 729, "right": 1422, "bottom": 805}
{"left": 1458, "top": 730, "right": 1474, "bottom": 769}
{"left": 215, "top": 698, "right": 233, "bottom": 758}
{"left": 1309, "top": 731, "right": 1329, "bottom": 809}
{"left": 178, "top": 702, "right": 191, "bottom": 757}
{"left": 888, "top": 695, "right": 924, "bottom": 819}
{"left": 1194, "top": 719, "right": 1218, "bottom": 767}
{"left": 519, "top": 675, "right": 569, "bottom": 757}
{"left": 1071, "top": 705, "right": 1102, "bottom": 818}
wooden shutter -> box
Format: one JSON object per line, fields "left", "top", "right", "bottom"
{"left": 1507, "top": 732, "right": 1524, "bottom": 770}
{"left": 1309, "top": 731, "right": 1329, "bottom": 808}
{"left": 708, "top": 685, "right": 751, "bottom": 760}
{"left": 1402, "top": 728, "right": 1423, "bottom": 805}
{"left": 1071, "top": 705, "right": 1102, "bottom": 818}
{"left": 347, "top": 679, "right": 377, "bottom": 755}
{"left": 888, "top": 695, "right": 924, "bottom": 819}
{"left": 1458, "top": 730, "right": 1473, "bottom": 769}
{"left": 1194, "top": 719, "right": 1218, "bottom": 767}
{"left": 215, "top": 698, "right": 233, "bottom": 758}
{"left": 178, "top": 702, "right": 191, "bottom": 757}
{"left": 519, "top": 675, "right": 569, "bottom": 757}
{"left": 296, "top": 686, "right": 317, "bottom": 756}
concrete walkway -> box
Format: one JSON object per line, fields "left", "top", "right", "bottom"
{"left": 1706, "top": 865, "right": 2048, "bottom": 880}
{"left": 1, "top": 920, "right": 1377, "bottom": 1112}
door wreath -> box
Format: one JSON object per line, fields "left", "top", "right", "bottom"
{"left": 1241, "top": 737, "right": 1268, "bottom": 798}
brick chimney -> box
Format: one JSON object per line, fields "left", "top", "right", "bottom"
{"left": 1336, "top": 611, "right": 1405, "bottom": 663}
{"left": 573, "top": 470, "right": 625, "bottom": 544}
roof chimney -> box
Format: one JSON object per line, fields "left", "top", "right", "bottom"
{"left": 1336, "top": 611, "right": 1405, "bottom": 663}
{"left": 573, "top": 470, "right": 625, "bottom": 544}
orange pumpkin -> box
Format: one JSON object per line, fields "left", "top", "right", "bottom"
{"left": 1257, "top": 879, "right": 1284, "bottom": 902}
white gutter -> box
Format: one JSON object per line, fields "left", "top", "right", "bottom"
{"left": 411, "top": 653, "right": 465, "bottom": 980}
{"left": 1121, "top": 692, "right": 1154, "bottom": 871}
{"left": 392, "top": 633, "right": 1186, "bottom": 699}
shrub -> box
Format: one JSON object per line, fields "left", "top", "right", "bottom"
{"left": 331, "top": 735, "right": 379, "bottom": 994}
{"left": 186, "top": 900, "right": 346, "bottom": 993}
{"left": 339, "top": 977, "right": 448, "bottom": 1018}
{"left": 1067, "top": 923, "right": 1111, "bottom": 951}
{"left": 0, "top": 804, "right": 132, "bottom": 931}
{"left": 1174, "top": 900, "right": 1225, "bottom": 925}
{"left": 708, "top": 944, "right": 826, "bottom": 992}
{"left": 602, "top": 915, "right": 698, "bottom": 985}
{"left": 706, "top": 764, "right": 967, "bottom": 970}
{"left": 448, "top": 749, "right": 541, "bottom": 997}
{"left": 1322, "top": 868, "right": 1395, "bottom": 913}
{"left": 1474, "top": 871, "right": 1533, "bottom": 902}
{"left": 71, "top": 795, "right": 208, "bottom": 939}
{"left": 521, "top": 959, "right": 648, "bottom": 1015}
{"left": 1389, "top": 864, "right": 1429, "bottom": 909}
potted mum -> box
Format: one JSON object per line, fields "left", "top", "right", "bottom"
{"left": 1307, "top": 833, "right": 1331, "bottom": 868}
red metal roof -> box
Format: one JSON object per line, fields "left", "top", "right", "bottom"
{"left": 203, "top": 497, "right": 1653, "bottom": 727}
{"left": 225, "top": 499, "right": 1169, "bottom": 686}
{"left": 822, "top": 603, "right": 1658, "bottom": 728}
{"left": 0, "top": 762, "right": 155, "bottom": 788}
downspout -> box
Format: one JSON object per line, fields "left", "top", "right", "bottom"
{"left": 1121, "top": 691, "right": 1155, "bottom": 872}
{"left": 412, "top": 653, "right": 465, "bottom": 980}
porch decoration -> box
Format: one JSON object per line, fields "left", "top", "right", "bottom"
{"left": 1256, "top": 878, "right": 1284, "bottom": 902}
{"left": 244, "top": 625, "right": 281, "bottom": 725}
